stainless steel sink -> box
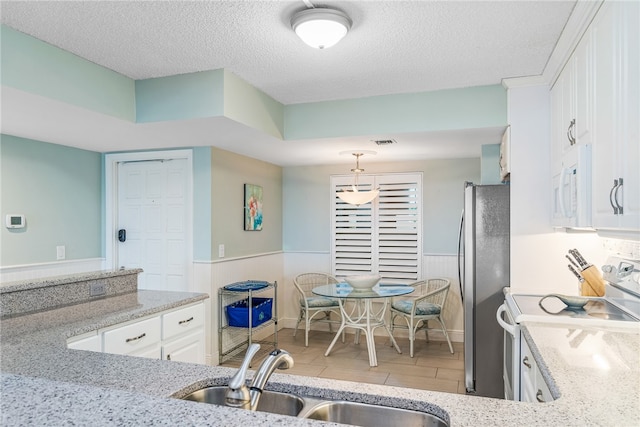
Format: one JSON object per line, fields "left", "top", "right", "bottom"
{"left": 300, "top": 400, "right": 447, "bottom": 427}
{"left": 180, "top": 385, "right": 448, "bottom": 426}
{"left": 182, "top": 386, "right": 304, "bottom": 417}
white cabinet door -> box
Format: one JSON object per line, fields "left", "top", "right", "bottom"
{"left": 103, "top": 316, "right": 161, "bottom": 359}
{"left": 520, "top": 340, "right": 536, "bottom": 402}
{"left": 617, "top": 0, "right": 640, "bottom": 230}
{"left": 592, "top": 1, "right": 640, "bottom": 231}
{"left": 520, "top": 339, "right": 552, "bottom": 403}
{"left": 574, "top": 30, "right": 593, "bottom": 147}
{"left": 162, "top": 330, "right": 205, "bottom": 364}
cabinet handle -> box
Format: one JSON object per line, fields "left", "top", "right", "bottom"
{"left": 536, "top": 390, "right": 545, "bottom": 403}
{"left": 609, "top": 179, "right": 620, "bottom": 215}
{"left": 178, "top": 316, "right": 194, "bottom": 325}
{"left": 125, "top": 333, "right": 146, "bottom": 343}
{"left": 567, "top": 119, "right": 576, "bottom": 145}
{"left": 522, "top": 356, "right": 531, "bottom": 369}
{"left": 614, "top": 178, "right": 623, "bottom": 214}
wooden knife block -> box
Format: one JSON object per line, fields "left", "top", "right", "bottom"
{"left": 580, "top": 266, "right": 606, "bottom": 297}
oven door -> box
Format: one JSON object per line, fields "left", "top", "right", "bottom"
{"left": 496, "top": 303, "right": 521, "bottom": 400}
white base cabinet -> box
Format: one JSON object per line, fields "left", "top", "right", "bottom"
{"left": 67, "top": 301, "right": 205, "bottom": 363}
{"left": 520, "top": 338, "right": 552, "bottom": 403}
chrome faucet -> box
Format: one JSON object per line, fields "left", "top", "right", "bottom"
{"left": 225, "top": 343, "right": 294, "bottom": 411}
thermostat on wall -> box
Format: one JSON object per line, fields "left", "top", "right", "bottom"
{"left": 6, "top": 214, "right": 25, "bottom": 229}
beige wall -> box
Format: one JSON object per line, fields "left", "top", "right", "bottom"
{"left": 211, "top": 147, "right": 283, "bottom": 259}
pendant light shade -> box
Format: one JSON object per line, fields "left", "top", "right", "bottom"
{"left": 291, "top": 8, "right": 352, "bottom": 49}
{"left": 337, "top": 186, "right": 379, "bottom": 206}
{"left": 336, "top": 153, "right": 379, "bottom": 206}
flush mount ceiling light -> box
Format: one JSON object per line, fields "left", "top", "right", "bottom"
{"left": 291, "top": 7, "right": 352, "bottom": 49}
{"left": 337, "top": 152, "right": 379, "bottom": 206}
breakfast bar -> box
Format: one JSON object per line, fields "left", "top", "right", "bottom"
{"left": 1, "top": 276, "right": 638, "bottom": 426}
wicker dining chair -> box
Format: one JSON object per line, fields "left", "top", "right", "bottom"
{"left": 389, "top": 278, "right": 454, "bottom": 357}
{"left": 293, "top": 272, "right": 342, "bottom": 346}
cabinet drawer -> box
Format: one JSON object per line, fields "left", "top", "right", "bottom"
{"left": 68, "top": 331, "right": 101, "bottom": 352}
{"left": 103, "top": 316, "right": 161, "bottom": 355}
{"left": 162, "top": 303, "right": 204, "bottom": 340}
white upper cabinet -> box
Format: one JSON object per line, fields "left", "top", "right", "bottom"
{"left": 551, "top": 0, "right": 639, "bottom": 231}
{"left": 551, "top": 28, "right": 593, "bottom": 159}
{"left": 591, "top": 1, "right": 640, "bottom": 231}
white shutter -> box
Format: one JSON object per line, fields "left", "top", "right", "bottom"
{"left": 331, "top": 173, "right": 422, "bottom": 283}
{"left": 332, "top": 175, "right": 375, "bottom": 276}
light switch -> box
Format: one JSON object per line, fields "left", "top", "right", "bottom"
{"left": 56, "top": 245, "right": 65, "bottom": 260}
{"left": 218, "top": 244, "right": 225, "bottom": 258}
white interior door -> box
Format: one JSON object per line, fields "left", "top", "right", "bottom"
{"left": 117, "top": 158, "right": 189, "bottom": 291}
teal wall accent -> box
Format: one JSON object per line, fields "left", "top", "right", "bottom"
{"left": 283, "top": 85, "right": 507, "bottom": 140}
{"left": 481, "top": 144, "right": 502, "bottom": 184}
{"left": 283, "top": 157, "right": 480, "bottom": 255}
{"left": 0, "top": 134, "right": 102, "bottom": 266}
{"left": 193, "top": 146, "right": 212, "bottom": 261}
{"left": 223, "top": 70, "right": 284, "bottom": 139}
{"left": 211, "top": 148, "right": 283, "bottom": 259}
{"left": 135, "top": 70, "right": 225, "bottom": 123}
{"left": 1, "top": 25, "right": 135, "bottom": 121}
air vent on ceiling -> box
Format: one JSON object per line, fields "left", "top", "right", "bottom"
{"left": 373, "top": 139, "right": 397, "bottom": 146}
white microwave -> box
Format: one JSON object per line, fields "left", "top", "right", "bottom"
{"left": 552, "top": 144, "right": 592, "bottom": 228}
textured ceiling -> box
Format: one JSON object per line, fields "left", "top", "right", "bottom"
{"left": 0, "top": 0, "right": 576, "bottom": 165}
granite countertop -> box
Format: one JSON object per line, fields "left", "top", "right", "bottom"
{"left": 1, "top": 291, "right": 639, "bottom": 426}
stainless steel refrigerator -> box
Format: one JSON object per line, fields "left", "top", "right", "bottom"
{"left": 458, "top": 182, "right": 510, "bottom": 399}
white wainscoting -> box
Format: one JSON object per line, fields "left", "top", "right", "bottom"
{"left": 280, "top": 252, "right": 464, "bottom": 343}
{"left": 200, "top": 252, "right": 284, "bottom": 365}
{"left": 0, "top": 258, "right": 105, "bottom": 284}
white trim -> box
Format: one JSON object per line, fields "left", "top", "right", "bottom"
{"left": 543, "top": 0, "right": 604, "bottom": 87}
{"left": 501, "top": 75, "right": 548, "bottom": 89}
{"left": 104, "top": 149, "right": 194, "bottom": 289}
{"left": 0, "top": 258, "right": 105, "bottom": 283}
{"left": 193, "top": 250, "right": 284, "bottom": 264}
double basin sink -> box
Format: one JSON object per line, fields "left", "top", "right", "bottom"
{"left": 182, "top": 386, "right": 448, "bottom": 427}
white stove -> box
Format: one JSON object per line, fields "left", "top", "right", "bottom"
{"left": 497, "top": 255, "right": 640, "bottom": 400}
{"left": 505, "top": 255, "right": 640, "bottom": 331}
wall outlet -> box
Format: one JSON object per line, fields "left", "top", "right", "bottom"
{"left": 218, "top": 244, "right": 225, "bottom": 258}
{"left": 56, "top": 245, "right": 65, "bottom": 260}
{"left": 90, "top": 282, "right": 106, "bottom": 297}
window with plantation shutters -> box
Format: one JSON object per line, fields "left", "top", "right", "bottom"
{"left": 331, "top": 173, "right": 422, "bottom": 284}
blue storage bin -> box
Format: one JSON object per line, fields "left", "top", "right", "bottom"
{"left": 226, "top": 297, "right": 273, "bottom": 327}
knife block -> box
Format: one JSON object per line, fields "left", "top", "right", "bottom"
{"left": 580, "top": 266, "right": 606, "bottom": 297}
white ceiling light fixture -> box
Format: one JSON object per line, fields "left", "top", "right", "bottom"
{"left": 291, "top": 7, "right": 352, "bottom": 49}
{"left": 337, "top": 152, "right": 379, "bottom": 206}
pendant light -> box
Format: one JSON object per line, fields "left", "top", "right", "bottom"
{"left": 337, "top": 153, "right": 379, "bottom": 206}
{"left": 291, "top": 7, "right": 352, "bottom": 49}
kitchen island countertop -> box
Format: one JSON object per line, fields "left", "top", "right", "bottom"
{"left": 1, "top": 290, "right": 638, "bottom": 426}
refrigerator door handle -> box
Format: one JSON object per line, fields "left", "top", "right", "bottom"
{"left": 457, "top": 209, "right": 464, "bottom": 301}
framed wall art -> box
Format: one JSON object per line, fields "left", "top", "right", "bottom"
{"left": 244, "top": 183, "right": 263, "bottom": 231}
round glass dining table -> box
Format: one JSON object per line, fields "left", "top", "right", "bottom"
{"left": 312, "top": 283, "right": 414, "bottom": 367}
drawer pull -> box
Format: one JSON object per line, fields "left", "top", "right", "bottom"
{"left": 522, "top": 356, "right": 531, "bottom": 369}
{"left": 178, "top": 316, "right": 194, "bottom": 325}
{"left": 125, "top": 333, "right": 146, "bottom": 343}
{"left": 536, "top": 390, "right": 545, "bottom": 402}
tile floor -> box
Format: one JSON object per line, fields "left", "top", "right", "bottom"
{"left": 221, "top": 328, "right": 466, "bottom": 395}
